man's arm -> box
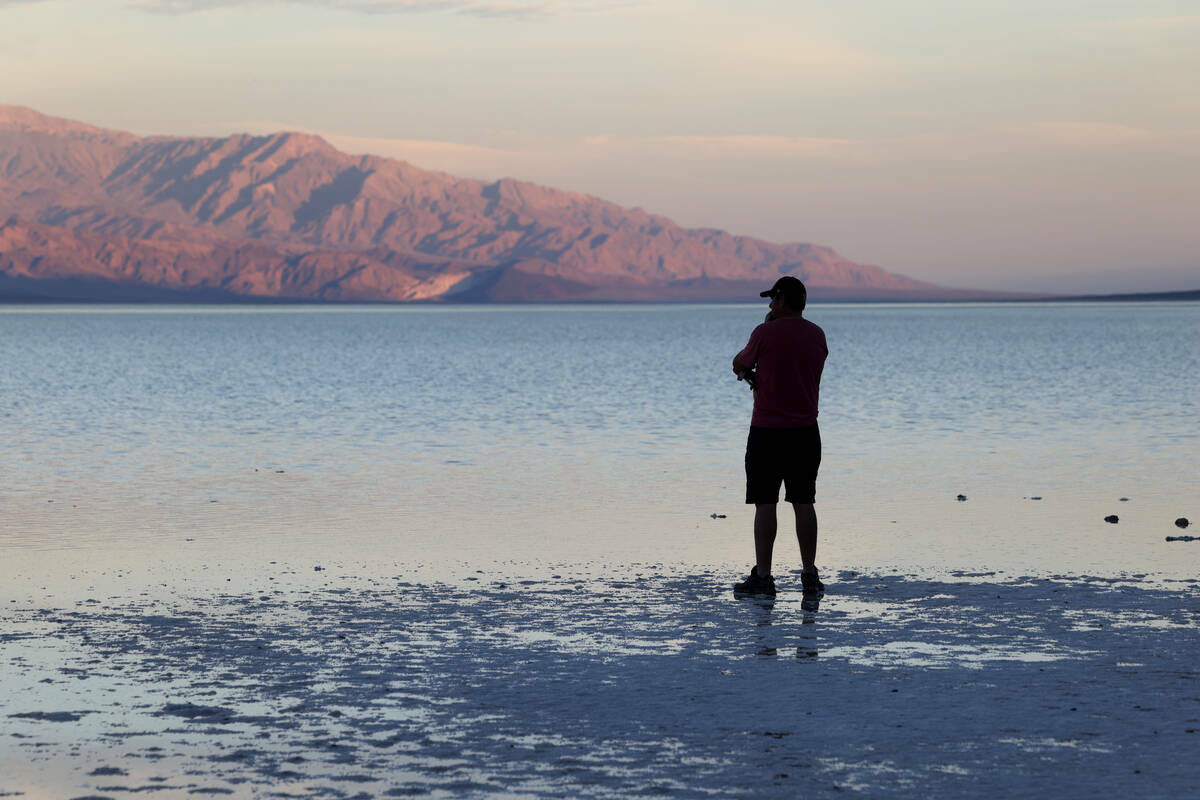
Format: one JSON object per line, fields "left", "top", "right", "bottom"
{"left": 732, "top": 355, "right": 757, "bottom": 390}
{"left": 733, "top": 325, "right": 762, "bottom": 374}
{"left": 732, "top": 348, "right": 757, "bottom": 390}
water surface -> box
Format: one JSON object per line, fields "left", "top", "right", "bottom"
{"left": 3, "top": 301, "right": 1198, "bottom": 798}
{"left": 1, "top": 302, "right": 1196, "bottom": 586}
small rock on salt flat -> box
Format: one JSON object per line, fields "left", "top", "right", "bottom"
{"left": 88, "top": 766, "right": 128, "bottom": 777}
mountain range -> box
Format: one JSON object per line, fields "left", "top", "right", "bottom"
{"left": 0, "top": 105, "right": 970, "bottom": 303}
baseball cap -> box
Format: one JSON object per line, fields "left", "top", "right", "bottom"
{"left": 759, "top": 276, "right": 807, "bottom": 307}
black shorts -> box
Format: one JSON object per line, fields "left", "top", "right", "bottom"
{"left": 745, "top": 423, "right": 821, "bottom": 505}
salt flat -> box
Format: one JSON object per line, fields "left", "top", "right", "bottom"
{"left": 3, "top": 565, "right": 1199, "bottom": 798}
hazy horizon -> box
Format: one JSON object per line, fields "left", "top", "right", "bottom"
{"left": 1, "top": 0, "right": 1197, "bottom": 294}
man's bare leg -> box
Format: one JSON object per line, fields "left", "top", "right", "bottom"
{"left": 793, "top": 502, "right": 818, "bottom": 573}
{"left": 754, "top": 503, "right": 778, "bottom": 577}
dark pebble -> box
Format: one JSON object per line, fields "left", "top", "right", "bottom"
{"left": 1176, "top": 518, "right": 1190, "bottom": 529}
{"left": 1105, "top": 515, "right": 1119, "bottom": 524}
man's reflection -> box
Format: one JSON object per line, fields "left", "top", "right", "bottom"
{"left": 742, "top": 593, "right": 820, "bottom": 659}
{"left": 796, "top": 592, "right": 820, "bottom": 659}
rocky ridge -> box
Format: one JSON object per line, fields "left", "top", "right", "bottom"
{"left": 0, "top": 105, "right": 949, "bottom": 302}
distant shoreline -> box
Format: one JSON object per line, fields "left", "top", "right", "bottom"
{"left": 0, "top": 288, "right": 1196, "bottom": 306}
{"left": 1033, "top": 288, "right": 1200, "bottom": 303}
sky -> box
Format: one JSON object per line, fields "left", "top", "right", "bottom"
{"left": 1, "top": 0, "right": 1197, "bottom": 293}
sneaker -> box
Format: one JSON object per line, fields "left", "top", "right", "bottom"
{"left": 800, "top": 568, "right": 824, "bottom": 594}
{"left": 734, "top": 565, "right": 776, "bottom": 596}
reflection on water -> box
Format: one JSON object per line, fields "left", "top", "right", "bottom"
{"left": 747, "top": 592, "right": 821, "bottom": 658}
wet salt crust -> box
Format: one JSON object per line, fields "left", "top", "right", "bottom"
{"left": 3, "top": 567, "right": 1200, "bottom": 798}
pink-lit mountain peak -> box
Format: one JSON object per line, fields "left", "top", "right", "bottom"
{"left": 0, "top": 106, "right": 948, "bottom": 302}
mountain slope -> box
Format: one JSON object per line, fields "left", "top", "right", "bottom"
{"left": 0, "top": 105, "right": 947, "bottom": 301}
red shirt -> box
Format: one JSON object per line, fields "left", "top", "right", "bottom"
{"left": 736, "top": 316, "right": 828, "bottom": 428}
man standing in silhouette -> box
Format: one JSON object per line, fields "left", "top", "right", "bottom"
{"left": 731, "top": 276, "right": 828, "bottom": 596}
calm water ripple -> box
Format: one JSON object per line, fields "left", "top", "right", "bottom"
{"left": 1, "top": 302, "right": 1196, "bottom": 578}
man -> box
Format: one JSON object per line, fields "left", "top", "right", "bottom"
{"left": 731, "top": 276, "right": 828, "bottom": 596}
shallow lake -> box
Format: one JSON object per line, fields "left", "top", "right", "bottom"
{"left": 3, "top": 301, "right": 1199, "bottom": 798}
{"left": 1, "top": 301, "right": 1197, "bottom": 589}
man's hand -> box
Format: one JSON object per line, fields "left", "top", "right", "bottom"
{"left": 732, "top": 354, "right": 756, "bottom": 389}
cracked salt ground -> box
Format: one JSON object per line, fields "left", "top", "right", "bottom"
{"left": 3, "top": 568, "right": 1200, "bottom": 798}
